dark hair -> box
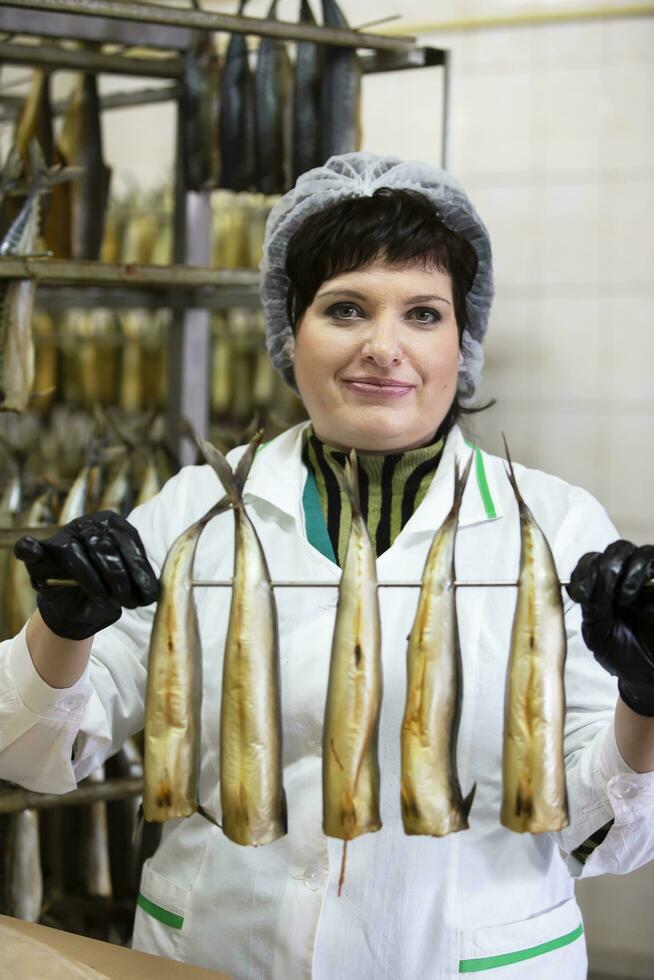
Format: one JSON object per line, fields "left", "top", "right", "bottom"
{"left": 284, "top": 188, "right": 489, "bottom": 433}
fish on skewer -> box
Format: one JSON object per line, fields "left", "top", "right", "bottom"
{"left": 292, "top": 0, "right": 323, "bottom": 182}
{"left": 83, "top": 765, "right": 112, "bottom": 899}
{"left": 4, "top": 488, "right": 53, "bottom": 638}
{"left": 254, "top": 0, "right": 293, "bottom": 194}
{"left": 323, "top": 452, "right": 382, "bottom": 850}
{"left": 58, "top": 72, "right": 111, "bottom": 261}
{"left": 143, "top": 449, "right": 232, "bottom": 823}
{"left": 181, "top": 33, "right": 222, "bottom": 191}
{"left": 0, "top": 142, "right": 76, "bottom": 413}
{"left": 401, "top": 457, "right": 476, "bottom": 836}
{"left": 6, "top": 808, "right": 43, "bottom": 922}
{"left": 219, "top": 0, "right": 256, "bottom": 191}
{"left": 500, "top": 437, "right": 568, "bottom": 833}
{"left": 202, "top": 435, "right": 287, "bottom": 845}
{"left": 321, "top": 0, "right": 362, "bottom": 160}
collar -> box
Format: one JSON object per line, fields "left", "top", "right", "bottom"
{"left": 238, "top": 421, "right": 502, "bottom": 531}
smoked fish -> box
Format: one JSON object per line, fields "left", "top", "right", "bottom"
{"left": 4, "top": 489, "right": 53, "bottom": 637}
{"left": 292, "top": 0, "right": 323, "bottom": 181}
{"left": 501, "top": 439, "right": 568, "bottom": 833}
{"left": 59, "top": 73, "right": 111, "bottom": 261}
{"left": 401, "top": 457, "right": 476, "bottom": 836}
{"left": 205, "top": 436, "right": 287, "bottom": 845}
{"left": 143, "top": 482, "right": 230, "bottom": 823}
{"left": 254, "top": 0, "right": 292, "bottom": 194}
{"left": 323, "top": 452, "right": 382, "bottom": 841}
{"left": 182, "top": 34, "right": 222, "bottom": 191}
{"left": 0, "top": 142, "right": 74, "bottom": 412}
{"left": 321, "top": 0, "right": 362, "bottom": 160}
{"left": 219, "top": 0, "right": 256, "bottom": 191}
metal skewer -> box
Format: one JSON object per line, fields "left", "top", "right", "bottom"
{"left": 42, "top": 577, "right": 571, "bottom": 589}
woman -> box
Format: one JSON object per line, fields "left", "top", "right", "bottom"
{"left": 1, "top": 154, "right": 653, "bottom": 979}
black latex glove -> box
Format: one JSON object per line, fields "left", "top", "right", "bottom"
{"left": 567, "top": 540, "right": 654, "bottom": 717}
{"left": 14, "top": 511, "right": 159, "bottom": 641}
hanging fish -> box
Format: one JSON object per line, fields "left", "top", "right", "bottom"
{"left": 0, "top": 471, "right": 23, "bottom": 642}
{"left": 58, "top": 72, "right": 111, "bottom": 261}
{"left": 6, "top": 809, "right": 43, "bottom": 922}
{"left": 142, "top": 459, "right": 231, "bottom": 823}
{"left": 323, "top": 452, "right": 382, "bottom": 842}
{"left": 202, "top": 435, "right": 286, "bottom": 845}
{"left": 0, "top": 147, "right": 24, "bottom": 240}
{"left": 219, "top": 0, "right": 256, "bottom": 191}
{"left": 401, "top": 457, "right": 476, "bottom": 836}
{"left": 254, "top": 0, "right": 293, "bottom": 194}
{"left": 292, "top": 0, "right": 323, "bottom": 182}
{"left": 58, "top": 461, "right": 93, "bottom": 524}
{"left": 4, "top": 489, "right": 53, "bottom": 637}
{"left": 15, "top": 70, "right": 54, "bottom": 171}
{"left": 321, "top": 0, "right": 362, "bottom": 160}
{"left": 0, "top": 142, "right": 75, "bottom": 413}
{"left": 501, "top": 437, "right": 568, "bottom": 834}
{"left": 83, "top": 766, "right": 112, "bottom": 899}
{"left": 134, "top": 451, "right": 160, "bottom": 509}
{"left": 182, "top": 33, "right": 222, "bottom": 191}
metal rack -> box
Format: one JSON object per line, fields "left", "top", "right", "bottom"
{"left": 0, "top": 2, "right": 449, "bottom": 464}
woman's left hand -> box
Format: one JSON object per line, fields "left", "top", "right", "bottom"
{"left": 567, "top": 541, "right": 654, "bottom": 717}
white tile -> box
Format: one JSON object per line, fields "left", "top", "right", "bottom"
{"left": 480, "top": 295, "right": 547, "bottom": 401}
{"left": 601, "top": 180, "right": 654, "bottom": 286}
{"left": 600, "top": 15, "right": 654, "bottom": 64}
{"left": 607, "top": 295, "right": 654, "bottom": 402}
{"left": 449, "top": 70, "right": 536, "bottom": 174}
{"left": 534, "top": 295, "right": 607, "bottom": 401}
{"left": 531, "top": 183, "right": 602, "bottom": 286}
{"left": 531, "top": 66, "right": 603, "bottom": 173}
{"left": 598, "top": 64, "right": 654, "bottom": 170}
{"left": 361, "top": 69, "right": 444, "bottom": 166}
{"left": 605, "top": 413, "right": 654, "bottom": 526}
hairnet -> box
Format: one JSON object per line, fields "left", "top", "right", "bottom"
{"left": 260, "top": 152, "right": 493, "bottom": 406}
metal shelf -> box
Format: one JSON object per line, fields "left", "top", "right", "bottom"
{"left": 0, "top": 257, "right": 258, "bottom": 290}
{"left": 2, "top": 0, "right": 417, "bottom": 51}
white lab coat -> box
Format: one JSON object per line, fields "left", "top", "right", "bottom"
{"left": 1, "top": 422, "right": 653, "bottom": 980}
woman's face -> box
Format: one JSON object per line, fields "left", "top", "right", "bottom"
{"left": 291, "top": 259, "right": 460, "bottom": 453}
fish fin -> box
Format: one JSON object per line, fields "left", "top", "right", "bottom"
{"left": 197, "top": 803, "right": 222, "bottom": 829}
{"left": 501, "top": 432, "right": 525, "bottom": 506}
{"left": 233, "top": 430, "right": 263, "bottom": 494}
{"left": 334, "top": 449, "right": 362, "bottom": 516}
{"left": 300, "top": 0, "right": 317, "bottom": 22}
{"left": 451, "top": 452, "right": 474, "bottom": 517}
{"left": 132, "top": 803, "right": 144, "bottom": 846}
{"left": 196, "top": 435, "right": 240, "bottom": 504}
{"left": 463, "top": 782, "right": 477, "bottom": 820}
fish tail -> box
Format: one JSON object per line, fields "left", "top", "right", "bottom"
{"left": 451, "top": 453, "right": 474, "bottom": 516}
{"left": 233, "top": 430, "right": 263, "bottom": 493}
{"left": 501, "top": 432, "right": 525, "bottom": 505}
{"left": 462, "top": 782, "right": 477, "bottom": 820}
{"left": 0, "top": 147, "right": 22, "bottom": 193}
{"left": 334, "top": 449, "right": 362, "bottom": 516}
{"left": 196, "top": 435, "right": 241, "bottom": 505}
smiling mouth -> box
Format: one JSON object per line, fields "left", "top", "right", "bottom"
{"left": 342, "top": 377, "right": 416, "bottom": 398}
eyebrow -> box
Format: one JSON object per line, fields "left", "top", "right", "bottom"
{"left": 316, "top": 289, "right": 451, "bottom": 306}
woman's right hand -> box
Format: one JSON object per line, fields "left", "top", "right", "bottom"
{"left": 14, "top": 511, "right": 159, "bottom": 641}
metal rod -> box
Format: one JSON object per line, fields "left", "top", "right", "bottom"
{"left": 0, "top": 257, "right": 259, "bottom": 290}
{"left": 0, "top": 82, "right": 182, "bottom": 123}
{"left": 4, "top": 1, "right": 417, "bottom": 51}
{"left": 0, "top": 526, "right": 61, "bottom": 548}
{"left": 0, "top": 777, "right": 143, "bottom": 814}
{"left": 0, "top": 39, "right": 182, "bottom": 78}
{"left": 41, "top": 576, "right": 578, "bottom": 590}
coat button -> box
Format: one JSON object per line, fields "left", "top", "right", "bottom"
{"left": 302, "top": 865, "right": 325, "bottom": 891}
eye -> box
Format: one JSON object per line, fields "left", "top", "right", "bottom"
{"left": 407, "top": 307, "right": 442, "bottom": 326}
{"left": 326, "top": 302, "right": 363, "bottom": 321}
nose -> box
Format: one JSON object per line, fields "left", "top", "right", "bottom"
{"left": 360, "top": 313, "right": 403, "bottom": 369}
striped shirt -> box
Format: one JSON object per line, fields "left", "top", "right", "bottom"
{"left": 302, "top": 427, "right": 444, "bottom": 567}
